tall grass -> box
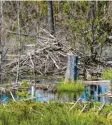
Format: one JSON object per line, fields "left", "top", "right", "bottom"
{"left": 56, "top": 81, "right": 84, "bottom": 93}
{"left": 56, "top": 81, "right": 84, "bottom": 100}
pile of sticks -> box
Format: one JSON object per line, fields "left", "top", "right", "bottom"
{"left": 3, "top": 28, "right": 108, "bottom": 81}
{"left": 4, "top": 28, "right": 76, "bottom": 80}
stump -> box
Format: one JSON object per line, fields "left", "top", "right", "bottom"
{"left": 65, "top": 53, "right": 78, "bottom": 82}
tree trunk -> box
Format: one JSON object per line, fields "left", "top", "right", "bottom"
{"left": 65, "top": 53, "right": 78, "bottom": 82}
{"left": 89, "top": 2, "right": 96, "bottom": 61}
{"left": 47, "top": 1, "right": 54, "bottom": 35}
{"left": 0, "top": 1, "right": 3, "bottom": 85}
{"left": 16, "top": 1, "right": 21, "bottom": 84}
{"left": 108, "top": 1, "right": 112, "bottom": 16}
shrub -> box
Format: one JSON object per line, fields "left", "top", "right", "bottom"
{"left": 16, "top": 80, "right": 30, "bottom": 99}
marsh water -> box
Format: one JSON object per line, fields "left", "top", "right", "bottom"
{"left": 35, "top": 89, "right": 75, "bottom": 102}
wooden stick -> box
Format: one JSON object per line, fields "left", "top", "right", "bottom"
{"left": 79, "top": 104, "right": 87, "bottom": 115}
{"left": 96, "top": 102, "right": 105, "bottom": 114}
{"left": 69, "top": 97, "right": 81, "bottom": 111}
{"left": 10, "top": 91, "right": 16, "bottom": 101}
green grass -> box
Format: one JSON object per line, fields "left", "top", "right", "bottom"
{"left": 56, "top": 80, "right": 84, "bottom": 93}
{"left": 0, "top": 101, "right": 111, "bottom": 125}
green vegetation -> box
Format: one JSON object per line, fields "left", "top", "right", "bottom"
{"left": 0, "top": 101, "right": 111, "bottom": 125}
{"left": 56, "top": 81, "right": 84, "bottom": 100}
{"left": 56, "top": 81, "right": 84, "bottom": 93}
{"left": 102, "top": 68, "right": 112, "bottom": 94}
{"left": 102, "top": 68, "right": 112, "bottom": 80}
{"left": 16, "top": 80, "right": 30, "bottom": 99}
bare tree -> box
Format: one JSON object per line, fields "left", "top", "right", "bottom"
{"left": 0, "top": 1, "right": 3, "bottom": 85}
{"left": 47, "top": 1, "right": 54, "bottom": 35}
{"left": 16, "top": 1, "right": 21, "bottom": 84}
{"left": 88, "top": 1, "right": 96, "bottom": 61}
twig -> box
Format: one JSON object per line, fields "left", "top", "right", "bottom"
{"left": 10, "top": 91, "right": 16, "bottom": 101}
{"left": 96, "top": 102, "right": 105, "bottom": 114}
{"left": 79, "top": 104, "right": 87, "bottom": 115}
{"left": 69, "top": 97, "right": 81, "bottom": 111}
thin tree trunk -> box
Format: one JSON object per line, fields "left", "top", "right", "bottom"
{"left": 33, "top": 2, "right": 39, "bottom": 86}
{"left": 16, "top": 1, "right": 21, "bottom": 84}
{"left": 47, "top": 1, "right": 54, "bottom": 35}
{"left": 33, "top": 38, "right": 36, "bottom": 86}
{"left": 89, "top": 2, "right": 96, "bottom": 61}
{"left": 108, "top": 1, "right": 112, "bottom": 16}
{"left": 0, "top": 1, "right": 3, "bottom": 85}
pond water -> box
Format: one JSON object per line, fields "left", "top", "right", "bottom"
{"left": 0, "top": 82, "right": 110, "bottom": 103}
{"left": 0, "top": 89, "right": 76, "bottom": 103}
{"left": 35, "top": 89, "right": 76, "bottom": 102}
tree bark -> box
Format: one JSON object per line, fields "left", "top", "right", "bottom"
{"left": 16, "top": 1, "right": 21, "bottom": 84}
{"left": 89, "top": 2, "right": 96, "bottom": 61}
{"left": 47, "top": 1, "right": 54, "bottom": 35}
{"left": 108, "top": 1, "right": 112, "bottom": 16}
{"left": 0, "top": 1, "right": 3, "bottom": 85}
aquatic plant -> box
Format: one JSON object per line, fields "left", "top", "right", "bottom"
{"left": 56, "top": 80, "right": 84, "bottom": 94}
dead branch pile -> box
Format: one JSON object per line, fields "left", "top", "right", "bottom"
{"left": 3, "top": 28, "right": 110, "bottom": 82}
{"left": 4, "top": 28, "right": 77, "bottom": 80}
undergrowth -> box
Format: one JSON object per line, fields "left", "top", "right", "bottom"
{"left": 0, "top": 101, "right": 111, "bottom": 125}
